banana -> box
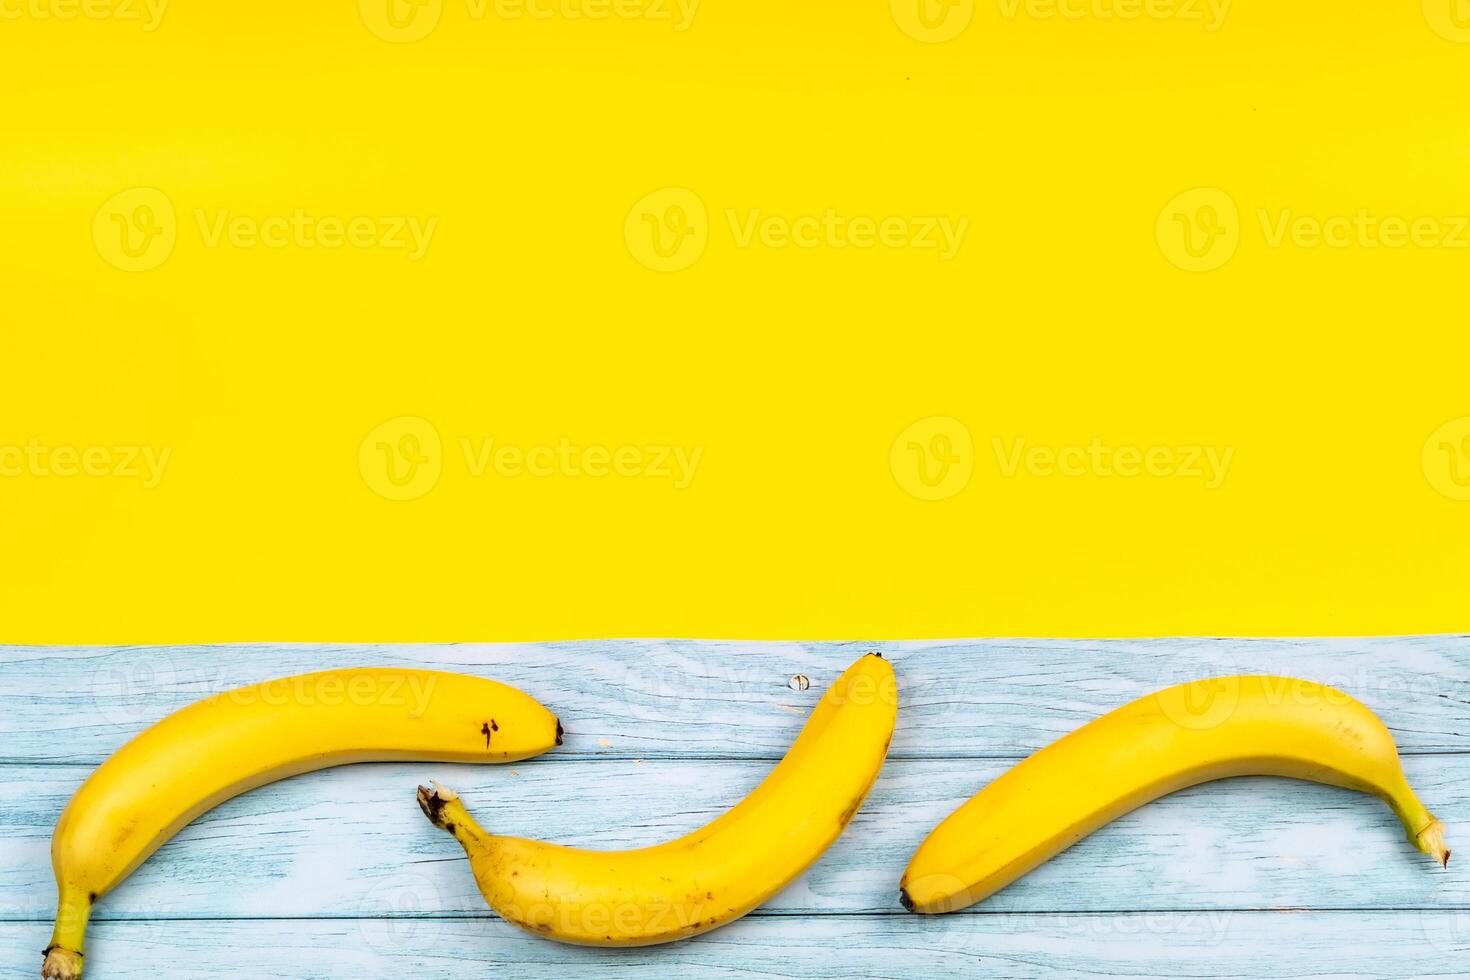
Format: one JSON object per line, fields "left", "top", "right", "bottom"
{"left": 901, "top": 675, "right": 1448, "bottom": 914}
{"left": 44, "top": 668, "right": 560, "bottom": 980}
{"left": 418, "top": 653, "right": 897, "bottom": 945}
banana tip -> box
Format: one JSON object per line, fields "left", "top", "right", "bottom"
{"left": 1418, "top": 820, "right": 1450, "bottom": 868}
{"left": 555, "top": 720, "right": 564, "bottom": 746}
{"left": 898, "top": 888, "right": 915, "bottom": 912}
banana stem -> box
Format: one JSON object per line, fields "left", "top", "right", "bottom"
{"left": 42, "top": 887, "right": 89, "bottom": 980}
{"left": 417, "top": 784, "right": 488, "bottom": 851}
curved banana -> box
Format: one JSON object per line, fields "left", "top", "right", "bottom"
{"left": 901, "top": 675, "right": 1448, "bottom": 914}
{"left": 44, "top": 668, "right": 560, "bottom": 980}
{"left": 419, "top": 653, "right": 897, "bottom": 945}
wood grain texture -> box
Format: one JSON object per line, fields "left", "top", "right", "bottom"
{"left": 4, "top": 912, "right": 1470, "bottom": 980}
{"left": 0, "top": 757, "right": 1463, "bottom": 921}
{"left": 0, "top": 639, "right": 1466, "bottom": 978}
{"left": 0, "top": 637, "right": 1466, "bottom": 762}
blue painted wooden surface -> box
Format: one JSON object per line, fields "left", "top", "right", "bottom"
{"left": 1, "top": 639, "right": 1467, "bottom": 978}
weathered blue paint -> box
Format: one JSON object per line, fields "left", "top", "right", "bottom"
{"left": 0, "top": 639, "right": 1465, "bottom": 978}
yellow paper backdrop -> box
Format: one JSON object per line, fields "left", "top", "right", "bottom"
{"left": 2, "top": 0, "right": 1467, "bottom": 641}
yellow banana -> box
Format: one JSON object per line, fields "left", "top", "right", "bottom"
{"left": 901, "top": 675, "right": 1448, "bottom": 914}
{"left": 44, "top": 668, "right": 560, "bottom": 980}
{"left": 419, "top": 653, "right": 898, "bottom": 945}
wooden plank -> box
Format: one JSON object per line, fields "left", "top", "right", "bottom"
{"left": 2, "top": 754, "right": 1463, "bottom": 921}
{"left": 4, "top": 911, "right": 1470, "bottom": 980}
{"left": 0, "top": 637, "right": 1466, "bottom": 762}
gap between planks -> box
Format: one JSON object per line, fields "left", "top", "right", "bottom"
{"left": 7, "top": 748, "right": 1470, "bottom": 768}
{"left": 9, "top": 907, "right": 1470, "bottom": 924}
